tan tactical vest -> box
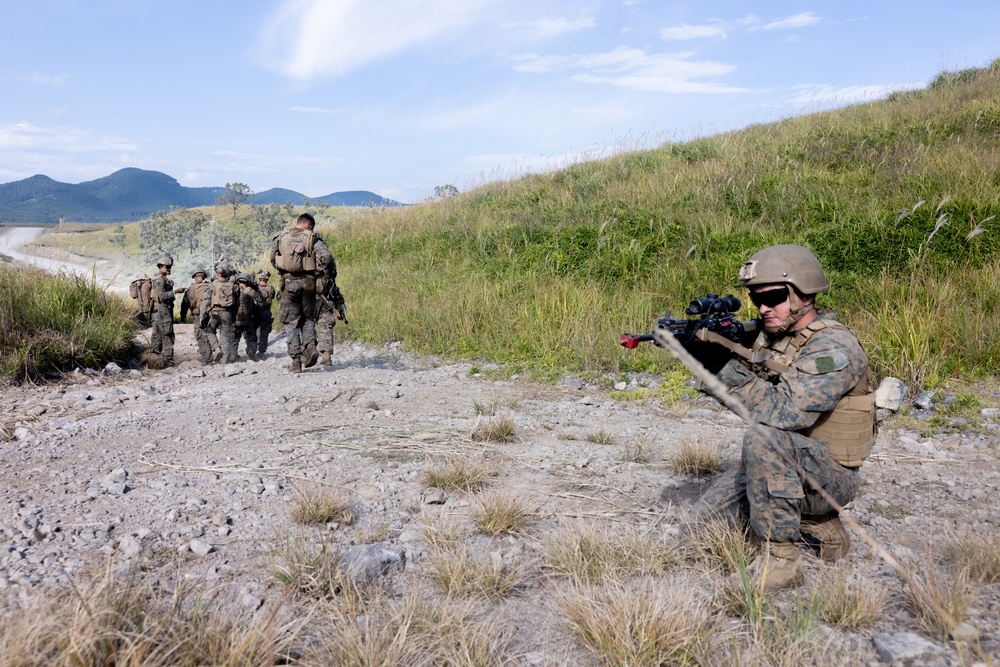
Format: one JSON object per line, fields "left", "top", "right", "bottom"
{"left": 274, "top": 228, "right": 317, "bottom": 274}
{"left": 210, "top": 280, "right": 235, "bottom": 309}
{"left": 189, "top": 281, "right": 211, "bottom": 317}
{"left": 751, "top": 320, "right": 877, "bottom": 467}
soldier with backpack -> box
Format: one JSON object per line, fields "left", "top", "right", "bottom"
{"left": 233, "top": 272, "right": 264, "bottom": 361}
{"left": 256, "top": 270, "right": 276, "bottom": 357}
{"left": 183, "top": 268, "right": 212, "bottom": 363}
{"left": 199, "top": 262, "right": 238, "bottom": 364}
{"left": 148, "top": 255, "right": 177, "bottom": 367}
{"left": 270, "top": 213, "right": 333, "bottom": 373}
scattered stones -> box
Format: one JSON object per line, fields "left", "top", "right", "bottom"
{"left": 875, "top": 377, "right": 907, "bottom": 411}
{"left": 189, "top": 540, "right": 214, "bottom": 556}
{"left": 872, "top": 632, "right": 943, "bottom": 663}
{"left": 338, "top": 544, "right": 405, "bottom": 586}
{"left": 913, "top": 390, "right": 936, "bottom": 411}
{"left": 104, "top": 362, "right": 124, "bottom": 376}
{"left": 423, "top": 489, "right": 447, "bottom": 505}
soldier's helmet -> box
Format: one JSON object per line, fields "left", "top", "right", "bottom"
{"left": 236, "top": 272, "right": 253, "bottom": 285}
{"left": 215, "top": 261, "right": 233, "bottom": 277}
{"left": 156, "top": 254, "right": 174, "bottom": 267}
{"left": 257, "top": 270, "right": 271, "bottom": 281}
{"left": 738, "top": 245, "right": 828, "bottom": 295}
{"left": 192, "top": 268, "right": 207, "bottom": 278}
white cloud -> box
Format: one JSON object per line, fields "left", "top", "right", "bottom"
{"left": 660, "top": 23, "right": 727, "bottom": 41}
{"left": 783, "top": 82, "right": 924, "bottom": 107}
{"left": 289, "top": 105, "right": 337, "bottom": 114}
{"left": 755, "top": 12, "right": 821, "bottom": 31}
{"left": 0, "top": 121, "right": 135, "bottom": 153}
{"left": 259, "top": 0, "right": 491, "bottom": 81}
{"left": 512, "top": 47, "right": 747, "bottom": 93}
{"left": 501, "top": 15, "right": 596, "bottom": 37}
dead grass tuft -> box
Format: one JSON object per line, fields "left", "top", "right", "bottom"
{"left": 620, "top": 437, "right": 653, "bottom": 463}
{"left": 904, "top": 561, "right": 978, "bottom": 638}
{"left": 424, "top": 456, "right": 500, "bottom": 492}
{"left": 939, "top": 532, "right": 1000, "bottom": 583}
{"left": 684, "top": 515, "right": 761, "bottom": 574}
{"left": 0, "top": 563, "right": 300, "bottom": 667}
{"left": 670, "top": 435, "right": 724, "bottom": 476}
{"left": 560, "top": 578, "right": 713, "bottom": 666}
{"left": 426, "top": 537, "right": 521, "bottom": 601}
{"left": 473, "top": 490, "right": 532, "bottom": 536}
{"left": 271, "top": 534, "right": 346, "bottom": 599}
{"left": 544, "top": 522, "right": 681, "bottom": 584}
{"left": 813, "top": 572, "right": 888, "bottom": 629}
{"left": 471, "top": 414, "right": 517, "bottom": 442}
{"left": 585, "top": 429, "right": 615, "bottom": 445}
{"left": 289, "top": 485, "right": 355, "bottom": 526}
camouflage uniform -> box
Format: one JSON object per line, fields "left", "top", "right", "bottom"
{"left": 200, "top": 270, "right": 238, "bottom": 364}
{"left": 185, "top": 271, "right": 212, "bottom": 363}
{"left": 256, "top": 273, "right": 276, "bottom": 356}
{"left": 693, "top": 325, "right": 868, "bottom": 543}
{"left": 233, "top": 274, "right": 264, "bottom": 361}
{"left": 316, "top": 257, "right": 345, "bottom": 364}
{"left": 150, "top": 274, "right": 175, "bottom": 365}
{"left": 270, "top": 218, "right": 333, "bottom": 369}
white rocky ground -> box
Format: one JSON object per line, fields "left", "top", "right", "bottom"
{"left": 1, "top": 324, "right": 998, "bottom": 666}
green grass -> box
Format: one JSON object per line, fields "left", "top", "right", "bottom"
{"left": 0, "top": 262, "right": 138, "bottom": 381}
{"left": 317, "top": 61, "right": 1000, "bottom": 389}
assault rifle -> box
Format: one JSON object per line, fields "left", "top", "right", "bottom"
{"left": 619, "top": 294, "right": 760, "bottom": 372}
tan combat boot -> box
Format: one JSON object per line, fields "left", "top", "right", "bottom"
{"left": 735, "top": 542, "right": 805, "bottom": 592}
{"left": 289, "top": 357, "right": 302, "bottom": 373}
{"left": 303, "top": 342, "right": 319, "bottom": 368}
{"left": 800, "top": 513, "right": 851, "bottom": 562}
{"left": 320, "top": 351, "right": 331, "bottom": 366}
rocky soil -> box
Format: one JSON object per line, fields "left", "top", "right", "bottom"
{"left": 1, "top": 323, "right": 998, "bottom": 665}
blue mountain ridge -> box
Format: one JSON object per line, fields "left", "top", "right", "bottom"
{"left": 0, "top": 168, "right": 402, "bottom": 223}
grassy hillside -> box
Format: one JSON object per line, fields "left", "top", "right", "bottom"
{"left": 323, "top": 62, "right": 1000, "bottom": 388}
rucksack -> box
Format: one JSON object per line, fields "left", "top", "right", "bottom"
{"left": 274, "top": 228, "right": 317, "bottom": 274}
{"left": 129, "top": 276, "right": 153, "bottom": 314}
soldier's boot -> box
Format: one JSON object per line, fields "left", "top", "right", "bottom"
{"left": 303, "top": 342, "right": 319, "bottom": 368}
{"left": 320, "top": 351, "right": 332, "bottom": 366}
{"left": 800, "top": 513, "right": 851, "bottom": 563}
{"left": 734, "top": 542, "right": 805, "bottom": 593}
{"left": 212, "top": 347, "right": 223, "bottom": 364}
{"left": 247, "top": 343, "right": 258, "bottom": 362}
{"left": 289, "top": 357, "right": 302, "bottom": 374}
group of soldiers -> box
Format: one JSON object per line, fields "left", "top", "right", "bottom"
{"left": 144, "top": 213, "right": 346, "bottom": 373}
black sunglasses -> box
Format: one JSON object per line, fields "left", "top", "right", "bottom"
{"left": 749, "top": 286, "right": 790, "bottom": 308}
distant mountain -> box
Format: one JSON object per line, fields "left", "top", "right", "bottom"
{"left": 0, "top": 168, "right": 402, "bottom": 223}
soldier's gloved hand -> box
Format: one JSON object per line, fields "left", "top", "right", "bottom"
{"left": 685, "top": 341, "right": 732, "bottom": 375}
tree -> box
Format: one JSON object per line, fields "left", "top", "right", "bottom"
{"left": 433, "top": 184, "right": 459, "bottom": 200}
{"left": 110, "top": 223, "right": 127, "bottom": 248}
{"left": 216, "top": 182, "right": 254, "bottom": 225}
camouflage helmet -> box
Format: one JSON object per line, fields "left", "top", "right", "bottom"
{"left": 738, "top": 245, "right": 828, "bottom": 295}
{"left": 156, "top": 254, "right": 174, "bottom": 267}
{"left": 257, "top": 270, "right": 271, "bottom": 281}
{"left": 236, "top": 272, "right": 253, "bottom": 284}
{"left": 191, "top": 268, "right": 207, "bottom": 278}
{"left": 215, "top": 261, "right": 233, "bottom": 277}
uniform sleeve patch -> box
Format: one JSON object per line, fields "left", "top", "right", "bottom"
{"left": 814, "top": 356, "right": 836, "bottom": 373}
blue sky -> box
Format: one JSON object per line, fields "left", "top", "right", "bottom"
{"left": 2, "top": 1, "right": 998, "bottom": 204}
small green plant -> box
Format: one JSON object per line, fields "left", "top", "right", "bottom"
{"left": 585, "top": 429, "right": 615, "bottom": 445}
{"left": 471, "top": 415, "right": 517, "bottom": 442}
{"left": 670, "top": 436, "right": 724, "bottom": 476}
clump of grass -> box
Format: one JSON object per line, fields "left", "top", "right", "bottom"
{"left": 544, "top": 522, "right": 681, "bottom": 584}
{"left": 312, "top": 593, "right": 520, "bottom": 666}
{"left": 684, "top": 516, "right": 761, "bottom": 574}
{"left": 813, "top": 574, "right": 888, "bottom": 629}
{"left": 288, "top": 486, "right": 355, "bottom": 526}
{"left": 904, "top": 563, "right": 979, "bottom": 637}
{"left": 471, "top": 415, "right": 517, "bottom": 442}
{"left": 585, "top": 429, "right": 615, "bottom": 445}
{"left": 426, "top": 539, "right": 520, "bottom": 601}
{"left": 670, "top": 436, "right": 724, "bottom": 476}
{"left": 560, "top": 579, "right": 713, "bottom": 667}
{"left": 0, "top": 263, "right": 137, "bottom": 381}
{"left": 271, "top": 535, "right": 346, "bottom": 599}
{"left": 424, "top": 456, "right": 500, "bottom": 492}
{"left": 0, "top": 563, "right": 299, "bottom": 667}
{"left": 621, "top": 437, "right": 653, "bottom": 463}
{"left": 473, "top": 396, "right": 522, "bottom": 416}
{"left": 939, "top": 532, "right": 1000, "bottom": 584}
{"left": 473, "top": 491, "right": 532, "bottom": 536}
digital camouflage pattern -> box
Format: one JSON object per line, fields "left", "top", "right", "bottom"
{"left": 693, "top": 326, "right": 869, "bottom": 543}
{"left": 256, "top": 282, "right": 275, "bottom": 355}
{"left": 200, "top": 278, "right": 238, "bottom": 363}
{"left": 233, "top": 282, "right": 264, "bottom": 361}
{"left": 270, "top": 229, "right": 333, "bottom": 362}
{"left": 150, "top": 275, "right": 175, "bottom": 365}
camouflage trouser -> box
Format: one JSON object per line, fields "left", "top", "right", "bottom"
{"left": 234, "top": 323, "right": 258, "bottom": 361}
{"left": 316, "top": 297, "right": 337, "bottom": 354}
{"left": 692, "top": 424, "right": 861, "bottom": 543}
{"left": 193, "top": 323, "right": 212, "bottom": 363}
{"left": 256, "top": 312, "right": 273, "bottom": 355}
{"left": 204, "top": 309, "right": 236, "bottom": 363}
{"left": 150, "top": 305, "right": 175, "bottom": 364}
{"left": 278, "top": 276, "right": 317, "bottom": 360}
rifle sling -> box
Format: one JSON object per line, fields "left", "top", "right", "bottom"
{"left": 693, "top": 329, "right": 787, "bottom": 374}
